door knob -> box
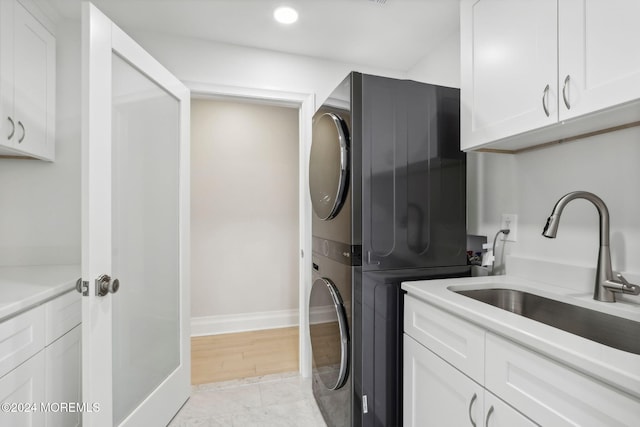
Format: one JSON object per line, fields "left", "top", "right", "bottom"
{"left": 95, "top": 274, "right": 120, "bottom": 296}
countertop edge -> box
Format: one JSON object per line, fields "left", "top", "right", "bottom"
{"left": 0, "top": 264, "right": 80, "bottom": 322}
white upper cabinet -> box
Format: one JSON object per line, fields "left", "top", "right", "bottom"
{"left": 0, "top": 0, "right": 55, "bottom": 161}
{"left": 559, "top": 0, "right": 640, "bottom": 120}
{"left": 460, "top": 0, "right": 558, "bottom": 150}
{"left": 461, "top": 0, "right": 640, "bottom": 152}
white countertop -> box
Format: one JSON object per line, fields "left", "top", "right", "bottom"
{"left": 0, "top": 264, "right": 80, "bottom": 321}
{"left": 402, "top": 275, "right": 640, "bottom": 400}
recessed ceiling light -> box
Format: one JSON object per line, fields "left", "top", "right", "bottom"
{"left": 274, "top": 6, "right": 298, "bottom": 24}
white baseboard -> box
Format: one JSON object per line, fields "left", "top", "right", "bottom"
{"left": 190, "top": 309, "right": 300, "bottom": 337}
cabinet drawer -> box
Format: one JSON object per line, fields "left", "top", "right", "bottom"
{"left": 0, "top": 350, "right": 45, "bottom": 427}
{"left": 404, "top": 295, "right": 485, "bottom": 383}
{"left": 44, "top": 290, "right": 80, "bottom": 346}
{"left": 486, "top": 333, "right": 640, "bottom": 427}
{"left": 0, "top": 306, "right": 45, "bottom": 378}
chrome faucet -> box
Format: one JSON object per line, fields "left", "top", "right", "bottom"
{"left": 542, "top": 191, "right": 639, "bottom": 302}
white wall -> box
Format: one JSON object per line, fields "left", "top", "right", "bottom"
{"left": 190, "top": 98, "right": 300, "bottom": 333}
{"left": 413, "top": 28, "right": 640, "bottom": 279}
{"left": 0, "top": 19, "right": 80, "bottom": 266}
{"left": 502, "top": 130, "right": 640, "bottom": 276}
{"left": 128, "top": 30, "right": 408, "bottom": 110}
{"left": 407, "top": 30, "right": 461, "bottom": 88}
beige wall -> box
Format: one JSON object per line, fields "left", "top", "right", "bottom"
{"left": 190, "top": 99, "right": 300, "bottom": 320}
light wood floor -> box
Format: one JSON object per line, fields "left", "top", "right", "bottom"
{"left": 191, "top": 327, "right": 299, "bottom": 385}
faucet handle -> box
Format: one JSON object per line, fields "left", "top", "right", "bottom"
{"left": 616, "top": 273, "right": 630, "bottom": 286}
{"left": 616, "top": 274, "right": 640, "bottom": 295}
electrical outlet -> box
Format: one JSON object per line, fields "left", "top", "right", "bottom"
{"left": 501, "top": 214, "right": 518, "bottom": 242}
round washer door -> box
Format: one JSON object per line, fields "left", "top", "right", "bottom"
{"left": 309, "top": 112, "right": 350, "bottom": 220}
{"left": 309, "top": 277, "right": 350, "bottom": 390}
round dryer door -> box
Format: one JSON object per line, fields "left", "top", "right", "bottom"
{"left": 309, "top": 112, "right": 350, "bottom": 220}
{"left": 309, "top": 277, "right": 350, "bottom": 390}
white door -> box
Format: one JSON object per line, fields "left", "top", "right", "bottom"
{"left": 81, "top": 3, "right": 190, "bottom": 426}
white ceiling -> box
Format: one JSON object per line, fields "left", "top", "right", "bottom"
{"left": 50, "top": 0, "right": 460, "bottom": 71}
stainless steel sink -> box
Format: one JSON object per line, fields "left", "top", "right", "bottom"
{"left": 453, "top": 288, "right": 640, "bottom": 355}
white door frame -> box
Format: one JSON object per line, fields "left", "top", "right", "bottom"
{"left": 186, "top": 81, "right": 314, "bottom": 378}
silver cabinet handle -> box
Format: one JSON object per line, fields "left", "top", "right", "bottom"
{"left": 485, "top": 405, "right": 494, "bottom": 427}
{"left": 562, "top": 75, "right": 571, "bottom": 110}
{"left": 468, "top": 393, "right": 478, "bottom": 427}
{"left": 7, "top": 116, "right": 14, "bottom": 140}
{"left": 17, "top": 121, "right": 25, "bottom": 143}
{"left": 542, "top": 84, "right": 550, "bottom": 117}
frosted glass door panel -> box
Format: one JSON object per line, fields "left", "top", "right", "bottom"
{"left": 111, "top": 53, "right": 180, "bottom": 425}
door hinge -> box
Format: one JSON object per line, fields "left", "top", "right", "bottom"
{"left": 362, "top": 394, "right": 368, "bottom": 414}
{"left": 75, "top": 277, "right": 89, "bottom": 296}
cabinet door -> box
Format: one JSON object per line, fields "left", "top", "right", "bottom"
{"left": 559, "top": 0, "right": 640, "bottom": 120}
{"left": 484, "top": 391, "right": 538, "bottom": 427}
{"left": 0, "top": 351, "right": 45, "bottom": 427}
{"left": 403, "top": 334, "right": 483, "bottom": 427}
{"left": 0, "top": 0, "right": 15, "bottom": 152}
{"left": 12, "top": 0, "right": 55, "bottom": 160}
{"left": 461, "top": 0, "right": 558, "bottom": 149}
{"left": 45, "top": 325, "right": 81, "bottom": 427}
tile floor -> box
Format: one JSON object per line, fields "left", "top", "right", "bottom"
{"left": 168, "top": 371, "right": 327, "bottom": 426}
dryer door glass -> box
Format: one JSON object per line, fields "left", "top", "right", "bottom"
{"left": 309, "top": 278, "right": 350, "bottom": 390}
{"left": 309, "top": 112, "right": 350, "bottom": 220}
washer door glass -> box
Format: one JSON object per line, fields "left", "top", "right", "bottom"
{"left": 309, "top": 112, "right": 350, "bottom": 220}
{"left": 309, "top": 278, "right": 350, "bottom": 390}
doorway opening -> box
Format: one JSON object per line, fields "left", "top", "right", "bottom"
{"left": 188, "top": 85, "right": 314, "bottom": 385}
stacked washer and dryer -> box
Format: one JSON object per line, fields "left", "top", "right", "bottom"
{"left": 308, "top": 73, "right": 470, "bottom": 427}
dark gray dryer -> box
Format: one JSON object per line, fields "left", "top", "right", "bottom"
{"left": 309, "top": 72, "right": 469, "bottom": 427}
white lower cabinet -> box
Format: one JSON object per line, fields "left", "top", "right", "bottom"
{"left": 0, "top": 351, "right": 46, "bottom": 427}
{"left": 403, "top": 295, "right": 639, "bottom": 426}
{"left": 404, "top": 334, "right": 484, "bottom": 426}
{"left": 404, "top": 334, "right": 535, "bottom": 427}
{"left": 45, "top": 325, "right": 81, "bottom": 427}
{"left": 483, "top": 390, "right": 537, "bottom": 427}
{"left": 0, "top": 290, "right": 81, "bottom": 426}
